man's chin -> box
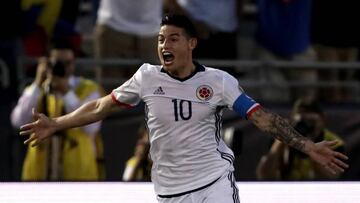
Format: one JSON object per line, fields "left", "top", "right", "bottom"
{"left": 162, "top": 62, "right": 174, "bottom": 69}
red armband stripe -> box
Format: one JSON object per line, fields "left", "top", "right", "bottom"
{"left": 246, "top": 104, "right": 261, "bottom": 119}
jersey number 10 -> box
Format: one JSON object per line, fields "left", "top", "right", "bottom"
{"left": 172, "top": 99, "right": 192, "bottom": 121}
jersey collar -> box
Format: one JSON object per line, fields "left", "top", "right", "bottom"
{"left": 161, "top": 61, "right": 205, "bottom": 82}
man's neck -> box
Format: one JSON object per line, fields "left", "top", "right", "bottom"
{"left": 166, "top": 62, "right": 196, "bottom": 79}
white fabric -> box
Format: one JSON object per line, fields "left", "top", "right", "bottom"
{"left": 112, "top": 63, "right": 253, "bottom": 196}
{"left": 11, "top": 76, "right": 101, "bottom": 137}
{"left": 177, "top": 0, "right": 238, "bottom": 32}
{"left": 11, "top": 83, "right": 41, "bottom": 128}
{"left": 96, "top": 0, "right": 162, "bottom": 37}
{"left": 157, "top": 170, "right": 239, "bottom": 203}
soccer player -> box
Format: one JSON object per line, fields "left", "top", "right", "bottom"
{"left": 20, "top": 14, "right": 348, "bottom": 203}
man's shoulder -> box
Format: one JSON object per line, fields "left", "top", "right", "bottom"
{"left": 198, "top": 65, "right": 223, "bottom": 77}
{"left": 200, "top": 65, "right": 237, "bottom": 82}
{"left": 202, "top": 65, "right": 234, "bottom": 75}
{"left": 138, "top": 63, "right": 162, "bottom": 73}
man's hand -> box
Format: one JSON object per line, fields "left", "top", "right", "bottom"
{"left": 306, "top": 140, "right": 349, "bottom": 175}
{"left": 34, "top": 57, "right": 48, "bottom": 87}
{"left": 249, "top": 108, "right": 349, "bottom": 175}
{"left": 20, "top": 108, "right": 57, "bottom": 147}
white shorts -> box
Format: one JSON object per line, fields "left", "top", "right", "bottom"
{"left": 156, "top": 170, "right": 240, "bottom": 203}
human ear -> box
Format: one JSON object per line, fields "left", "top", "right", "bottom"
{"left": 189, "top": 38, "right": 197, "bottom": 50}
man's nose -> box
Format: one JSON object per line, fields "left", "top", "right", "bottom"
{"left": 162, "top": 39, "right": 171, "bottom": 48}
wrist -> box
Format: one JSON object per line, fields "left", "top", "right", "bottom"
{"left": 302, "top": 139, "right": 316, "bottom": 155}
{"left": 52, "top": 117, "right": 62, "bottom": 133}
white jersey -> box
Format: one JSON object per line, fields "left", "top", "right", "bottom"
{"left": 96, "top": 0, "right": 162, "bottom": 37}
{"left": 111, "top": 63, "right": 260, "bottom": 196}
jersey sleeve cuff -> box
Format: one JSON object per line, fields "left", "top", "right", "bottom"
{"left": 111, "top": 92, "right": 134, "bottom": 108}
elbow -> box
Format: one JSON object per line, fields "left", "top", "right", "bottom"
{"left": 10, "top": 110, "right": 23, "bottom": 128}
{"left": 92, "top": 100, "right": 106, "bottom": 120}
{"left": 89, "top": 95, "right": 118, "bottom": 122}
{"left": 93, "top": 97, "right": 112, "bottom": 120}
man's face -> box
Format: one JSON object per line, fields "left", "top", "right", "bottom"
{"left": 48, "top": 49, "right": 75, "bottom": 78}
{"left": 46, "top": 49, "right": 75, "bottom": 93}
{"left": 157, "top": 25, "right": 196, "bottom": 72}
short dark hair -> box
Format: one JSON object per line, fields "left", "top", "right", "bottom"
{"left": 161, "top": 14, "right": 197, "bottom": 38}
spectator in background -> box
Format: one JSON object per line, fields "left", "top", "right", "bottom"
{"left": 11, "top": 45, "right": 104, "bottom": 181}
{"left": 310, "top": 0, "right": 360, "bottom": 102}
{"left": 122, "top": 125, "right": 152, "bottom": 182}
{"left": 94, "top": 0, "right": 162, "bottom": 89}
{"left": 163, "top": 0, "right": 240, "bottom": 61}
{"left": 0, "top": 0, "right": 23, "bottom": 181}
{"left": 21, "top": 0, "right": 83, "bottom": 76}
{"left": 21, "top": 0, "right": 62, "bottom": 58}
{"left": 53, "top": 0, "right": 83, "bottom": 56}
{"left": 255, "top": 0, "right": 316, "bottom": 103}
{"left": 256, "top": 97, "right": 345, "bottom": 180}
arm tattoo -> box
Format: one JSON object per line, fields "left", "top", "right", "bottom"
{"left": 256, "top": 109, "right": 308, "bottom": 152}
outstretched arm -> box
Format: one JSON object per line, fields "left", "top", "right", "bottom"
{"left": 249, "top": 107, "right": 349, "bottom": 175}
{"left": 20, "top": 94, "right": 119, "bottom": 146}
{"left": 256, "top": 140, "right": 286, "bottom": 180}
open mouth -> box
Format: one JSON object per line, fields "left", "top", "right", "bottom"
{"left": 162, "top": 52, "right": 174, "bottom": 65}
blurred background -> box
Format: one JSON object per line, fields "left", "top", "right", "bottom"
{"left": 1, "top": 0, "right": 359, "bottom": 182}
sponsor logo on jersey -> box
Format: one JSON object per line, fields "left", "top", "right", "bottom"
{"left": 196, "top": 85, "right": 213, "bottom": 101}
{"left": 154, "top": 86, "right": 165, "bottom": 95}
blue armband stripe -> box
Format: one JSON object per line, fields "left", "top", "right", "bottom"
{"left": 233, "top": 94, "right": 257, "bottom": 119}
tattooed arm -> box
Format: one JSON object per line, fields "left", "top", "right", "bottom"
{"left": 249, "top": 107, "right": 349, "bottom": 175}
{"left": 249, "top": 108, "right": 309, "bottom": 153}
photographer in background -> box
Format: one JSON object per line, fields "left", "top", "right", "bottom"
{"left": 11, "top": 44, "right": 105, "bottom": 181}
{"left": 122, "top": 125, "right": 152, "bottom": 182}
{"left": 256, "top": 97, "right": 345, "bottom": 181}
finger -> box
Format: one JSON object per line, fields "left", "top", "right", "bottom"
{"left": 334, "top": 151, "right": 349, "bottom": 160}
{"left": 24, "top": 136, "right": 37, "bottom": 145}
{"left": 324, "top": 165, "right": 336, "bottom": 175}
{"left": 333, "top": 158, "right": 349, "bottom": 169}
{"left": 32, "top": 108, "right": 40, "bottom": 120}
{"left": 329, "top": 162, "right": 344, "bottom": 173}
{"left": 20, "top": 122, "right": 35, "bottom": 131}
{"left": 19, "top": 129, "right": 34, "bottom": 136}
{"left": 325, "top": 140, "right": 338, "bottom": 147}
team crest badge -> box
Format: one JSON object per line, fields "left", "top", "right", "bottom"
{"left": 196, "top": 85, "right": 213, "bottom": 101}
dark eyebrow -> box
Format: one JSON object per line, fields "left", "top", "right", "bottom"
{"left": 169, "top": 33, "right": 180, "bottom": 37}
{"left": 158, "top": 33, "right": 181, "bottom": 38}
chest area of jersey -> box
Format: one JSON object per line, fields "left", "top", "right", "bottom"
{"left": 142, "top": 84, "right": 220, "bottom": 123}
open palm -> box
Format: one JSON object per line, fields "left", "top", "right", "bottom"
{"left": 309, "top": 140, "right": 349, "bottom": 175}
{"left": 20, "top": 108, "right": 57, "bottom": 147}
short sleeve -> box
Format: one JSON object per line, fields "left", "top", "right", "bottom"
{"left": 222, "top": 71, "right": 243, "bottom": 108}
{"left": 222, "top": 71, "right": 260, "bottom": 119}
{"left": 111, "top": 65, "right": 144, "bottom": 107}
